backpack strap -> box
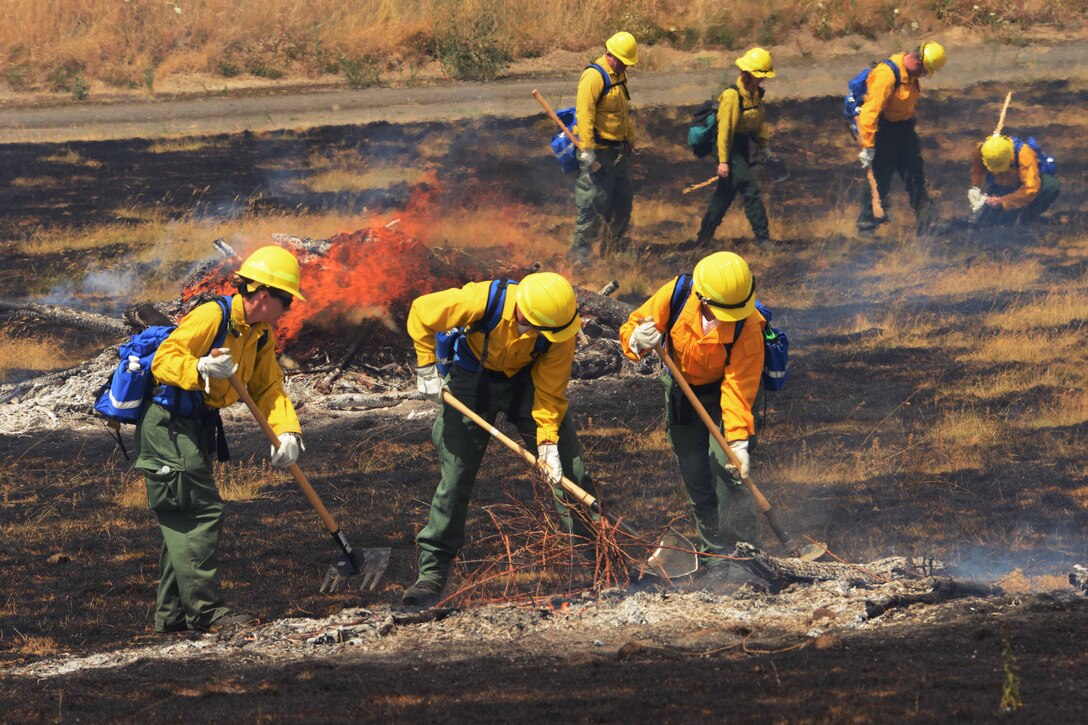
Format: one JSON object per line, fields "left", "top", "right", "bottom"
{"left": 726, "top": 84, "right": 763, "bottom": 112}
{"left": 587, "top": 62, "right": 628, "bottom": 103}
{"left": 470, "top": 279, "right": 512, "bottom": 374}
{"left": 880, "top": 58, "right": 901, "bottom": 89}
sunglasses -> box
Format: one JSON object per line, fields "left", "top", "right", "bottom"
{"left": 267, "top": 287, "right": 294, "bottom": 309}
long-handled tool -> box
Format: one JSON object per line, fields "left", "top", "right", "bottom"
{"left": 682, "top": 176, "right": 718, "bottom": 194}
{"left": 846, "top": 121, "right": 887, "bottom": 223}
{"left": 441, "top": 389, "right": 698, "bottom": 579}
{"left": 531, "top": 88, "right": 602, "bottom": 173}
{"left": 219, "top": 363, "right": 390, "bottom": 593}
{"left": 652, "top": 344, "right": 824, "bottom": 561}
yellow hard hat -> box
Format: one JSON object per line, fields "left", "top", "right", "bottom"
{"left": 237, "top": 245, "right": 305, "bottom": 301}
{"left": 515, "top": 272, "right": 581, "bottom": 343}
{"left": 981, "top": 134, "right": 1015, "bottom": 173}
{"left": 918, "top": 41, "right": 946, "bottom": 74}
{"left": 692, "top": 252, "right": 756, "bottom": 322}
{"left": 605, "top": 31, "right": 639, "bottom": 66}
{"left": 735, "top": 47, "right": 775, "bottom": 78}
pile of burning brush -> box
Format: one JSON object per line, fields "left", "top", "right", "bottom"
{"left": 0, "top": 223, "right": 645, "bottom": 434}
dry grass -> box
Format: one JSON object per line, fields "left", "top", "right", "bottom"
{"left": 0, "top": 329, "right": 79, "bottom": 377}
{"left": 113, "top": 461, "right": 278, "bottom": 509}
{"left": 39, "top": 148, "right": 101, "bottom": 167}
{"left": 4, "top": 0, "right": 1085, "bottom": 92}
{"left": 300, "top": 168, "right": 424, "bottom": 194}
{"left": 146, "top": 138, "right": 227, "bottom": 154}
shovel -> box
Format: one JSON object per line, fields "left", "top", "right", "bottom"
{"left": 652, "top": 345, "right": 824, "bottom": 561}
{"left": 220, "top": 364, "right": 390, "bottom": 593}
{"left": 440, "top": 389, "right": 698, "bottom": 579}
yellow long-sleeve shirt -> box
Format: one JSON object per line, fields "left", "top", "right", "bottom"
{"left": 618, "top": 278, "right": 765, "bottom": 442}
{"left": 151, "top": 294, "right": 300, "bottom": 435}
{"left": 716, "top": 76, "right": 770, "bottom": 163}
{"left": 857, "top": 53, "right": 921, "bottom": 148}
{"left": 407, "top": 281, "right": 576, "bottom": 445}
{"left": 971, "top": 141, "right": 1042, "bottom": 210}
{"left": 574, "top": 54, "right": 633, "bottom": 151}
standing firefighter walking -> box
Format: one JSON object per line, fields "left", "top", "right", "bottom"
{"left": 570, "top": 31, "right": 638, "bottom": 263}
{"left": 696, "top": 47, "right": 776, "bottom": 248}
{"left": 138, "top": 246, "right": 306, "bottom": 633}
{"left": 619, "top": 252, "right": 766, "bottom": 570}
{"left": 404, "top": 272, "right": 599, "bottom": 608}
{"left": 854, "top": 41, "right": 946, "bottom": 235}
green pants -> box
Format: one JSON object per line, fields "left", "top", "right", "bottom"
{"left": 415, "top": 366, "right": 598, "bottom": 585}
{"left": 979, "top": 173, "right": 1060, "bottom": 226}
{"left": 571, "top": 145, "right": 633, "bottom": 258}
{"left": 857, "top": 118, "right": 935, "bottom": 232}
{"left": 696, "top": 134, "right": 769, "bottom": 244}
{"left": 136, "top": 402, "right": 229, "bottom": 632}
{"left": 663, "top": 375, "right": 759, "bottom": 565}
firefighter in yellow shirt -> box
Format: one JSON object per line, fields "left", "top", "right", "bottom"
{"left": 696, "top": 47, "right": 775, "bottom": 248}
{"left": 855, "top": 41, "right": 946, "bottom": 234}
{"left": 403, "top": 272, "right": 598, "bottom": 608}
{"left": 969, "top": 134, "right": 1060, "bottom": 226}
{"left": 139, "top": 246, "right": 304, "bottom": 633}
{"left": 619, "top": 252, "right": 766, "bottom": 568}
{"left": 570, "top": 31, "right": 638, "bottom": 263}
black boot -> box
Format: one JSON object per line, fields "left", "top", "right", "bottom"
{"left": 400, "top": 579, "right": 445, "bottom": 608}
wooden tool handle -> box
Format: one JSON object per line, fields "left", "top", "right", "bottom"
{"left": 994, "top": 92, "right": 1013, "bottom": 136}
{"left": 652, "top": 346, "right": 772, "bottom": 511}
{"left": 867, "top": 167, "right": 885, "bottom": 220}
{"left": 441, "top": 389, "right": 597, "bottom": 509}
{"left": 532, "top": 88, "right": 582, "bottom": 151}
{"left": 683, "top": 176, "right": 719, "bottom": 194}
{"left": 217, "top": 361, "right": 340, "bottom": 535}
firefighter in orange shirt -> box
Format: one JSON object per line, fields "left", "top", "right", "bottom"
{"left": 619, "top": 252, "right": 765, "bottom": 567}
{"left": 968, "top": 133, "right": 1060, "bottom": 226}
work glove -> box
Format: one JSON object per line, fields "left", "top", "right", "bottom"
{"left": 537, "top": 443, "right": 563, "bottom": 485}
{"left": 196, "top": 348, "right": 237, "bottom": 393}
{"left": 967, "top": 186, "right": 988, "bottom": 219}
{"left": 270, "top": 432, "right": 304, "bottom": 469}
{"left": 578, "top": 148, "right": 596, "bottom": 168}
{"left": 758, "top": 146, "right": 774, "bottom": 163}
{"left": 858, "top": 147, "right": 875, "bottom": 169}
{"left": 415, "top": 364, "right": 445, "bottom": 403}
{"left": 722, "top": 439, "right": 750, "bottom": 480}
{"left": 628, "top": 317, "right": 663, "bottom": 355}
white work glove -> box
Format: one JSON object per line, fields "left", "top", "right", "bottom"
{"left": 723, "top": 439, "right": 750, "bottom": 480}
{"left": 415, "top": 364, "right": 445, "bottom": 403}
{"left": 967, "top": 186, "right": 988, "bottom": 217}
{"left": 758, "top": 146, "right": 774, "bottom": 163}
{"left": 628, "top": 317, "right": 663, "bottom": 355}
{"left": 537, "top": 443, "right": 563, "bottom": 484}
{"left": 578, "top": 148, "right": 596, "bottom": 168}
{"left": 858, "top": 147, "right": 875, "bottom": 169}
{"left": 270, "top": 432, "right": 304, "bottom": 469}
{"left": 196, "top": 348, "right": 237, "bottom": 393}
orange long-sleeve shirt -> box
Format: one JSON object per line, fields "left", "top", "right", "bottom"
{"left": 407, "top": 281, "right": 576, "bottom": 445}
{"left": 619, "top": 278, "right": 765, "bottom": 441}
{"left": 857, "top": 53, "right": 921, "bottom": 148}
{"left": 574, "top": 54, "right": 633, "bottom": 150}
{"left": 151, "top": 294, "right": 300, "bottom": 435}
{"left": 971, "top": 141, "right": 1042, "bottom": 210}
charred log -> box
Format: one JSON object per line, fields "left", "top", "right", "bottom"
{"left": 733, "top": 542, "right": 945, "bottom": 590}
{"left": 574, "top": 286, "right": 634, "bottom": 331}
{"left": 0, "top": 299, "right": 128, "bottom": 336}
{"left": 863, "top": 579, "right": 1003, "bottom": 620}
{"left": 571, "top": 338, "right": 624, "bottom": 380}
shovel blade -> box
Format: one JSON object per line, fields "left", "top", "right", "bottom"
{"left": 319, "top": 547, "right": 391, "bottom": 594}
{"left": 642, "top": 530, "right": 699, "bottom": 579}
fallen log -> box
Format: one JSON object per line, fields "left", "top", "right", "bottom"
{"left": 734, "top": 542, "right": 944, "bottom": 590}
{"left": 574, "top": 286, "right": 634, "bottom": 331}
{"left": 0, "top": 299, "right": 128, "bottom": 336}
{"left": 863, "top": 578, "right": 1003, "bottom": 620}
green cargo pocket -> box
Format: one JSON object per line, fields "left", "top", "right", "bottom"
{"left": 144, "top": 466, "right": 183, "bottom": 513}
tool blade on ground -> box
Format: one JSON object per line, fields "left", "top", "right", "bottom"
{"left": 642, "top": 529, "right": 699, "bottom": 579}
{"left": 796, "top": 542, "right": 827, "bottom": 562}
{"left": 319, "top": 547, "right": 391, "bottom": 594}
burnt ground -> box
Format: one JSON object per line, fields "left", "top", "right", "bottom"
{"left": 2, "top": 71, "right": 1088, "bottom": 721}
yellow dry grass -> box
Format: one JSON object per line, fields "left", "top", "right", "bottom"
{"left": 0, "top": 329, "right": 78, "bottom": 377}
{"left": 146, "top": 138, "right": 227, "bottom": 154}
{"left": 40, "top": 148, "right": 102, "bottom": 167}
{"left": 113, "top": 462, "right": 277, "bottom": 509}
{"left": 982, "top": 290, "right": 1088, "bottom": 331}
{"left": 300, "top": 167, "right": 424, "bottom": 193}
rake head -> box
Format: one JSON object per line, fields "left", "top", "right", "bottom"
{"left": 319, "top": 547, "right": 391, "bottom": 594}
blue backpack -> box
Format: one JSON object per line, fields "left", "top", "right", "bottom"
{"left": 844, "top": 59, "right": 901, "bottom": 137}
{"left": 435, "top": 279, "right": 551, "bottom": 376}
{"left": 987, "top": 137, "right": 1057, "bottom": 184}
{"left": 665, "top": 274, "right": 789, "bottom": 392}
{"left": 550, "top": 63, "right": 617, "bottom": 174}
